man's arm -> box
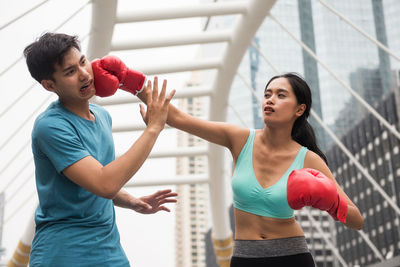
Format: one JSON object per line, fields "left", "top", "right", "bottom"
{"left": 113, "top": 189, "right": 178, "bottom": 214}
{"left": 63, "top": 79, "right": 175, "bottom": 199}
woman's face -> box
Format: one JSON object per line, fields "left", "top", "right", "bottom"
{"left": 262, "top": 77, "right": 305, "bottom": 126}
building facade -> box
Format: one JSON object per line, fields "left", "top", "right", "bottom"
{"left": 326, "top": 91, "right": 400, "bottom": 266}
{"left": 175, "top": 79, "right": 210, "bottom": 267}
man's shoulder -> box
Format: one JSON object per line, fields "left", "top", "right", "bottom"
{"left": 35, "top": 104, "right": 65, "bottom": 126}
{"left": 33, "top": 103, "right": 72, "bottom": 137}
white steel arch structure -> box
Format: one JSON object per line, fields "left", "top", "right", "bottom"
{"left": 2, "top": 0, "right": 400, "bottom": 266}
{"left": 88, "top": 1, "right": 277, "bottom": 265}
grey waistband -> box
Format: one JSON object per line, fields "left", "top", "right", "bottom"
{"left": 233, "top": 236, "right": 310, "bottom": 258}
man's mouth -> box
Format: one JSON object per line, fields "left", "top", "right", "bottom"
{"left": 80, "top": 80, "right": 92, "bottom": 91}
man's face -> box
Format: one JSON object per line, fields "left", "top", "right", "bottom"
{"left": 42, "top": 47, "right": 95, "bottom": 106}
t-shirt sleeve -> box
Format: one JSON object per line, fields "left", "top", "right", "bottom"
{"left": 34, "top": 116, "right": 90, "bottom": 173}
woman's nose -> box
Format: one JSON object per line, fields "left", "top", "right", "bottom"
{"left": 266, "top": 97, "right": 274, "bottom": 105}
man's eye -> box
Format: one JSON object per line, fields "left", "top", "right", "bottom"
{"left": 66, "top": 69, "right": 75, "bottom": 75}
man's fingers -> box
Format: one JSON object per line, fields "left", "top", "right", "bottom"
{"left": 154, "top": 191, "right": 178, "bottom": 200}
{"left": 139, "top": 104, "right": 147, "bottom": 122}
{"left": 152, "top": 76, "right": 159, "bottom": 100}
{"left": 160, "top": 192, "right": 178, "bottom": 199}
{"left": 146, "top": 80, "right": 153, "bottom": 105}
{"left": 155, "top": 189, "right": 172, "bottom": 195}
{"left": 159, "top": 206, "right": 171, "bottom": 212}
{"left": 159, "top": 199, "right": 178, "bottom": 205}
{"left": 159, "top": 79, "right": 167, "bottom": 100}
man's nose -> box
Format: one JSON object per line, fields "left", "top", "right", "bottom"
{"left": 79, "top": 67, "right": 90, "bottom": 80}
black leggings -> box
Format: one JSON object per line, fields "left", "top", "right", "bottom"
{"left": 231, "top": 237, "right": 315, "bottom": 267}
{"left": 230, "top": 252, "right": 315, "bottom": 267}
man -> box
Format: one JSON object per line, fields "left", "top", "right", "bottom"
{"left": 24, "top": 32, "right": 176, "bottom": 266}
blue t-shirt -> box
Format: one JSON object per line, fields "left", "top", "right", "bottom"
{"left": 30, "top": 100, "right": 129, "bottom": 267}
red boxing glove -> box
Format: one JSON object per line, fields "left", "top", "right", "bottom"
{"left": 92, "top": 55, "right": 146, "bottom": 97}
{"left": 287, "top": 168, "right": 348, "bottom": 223}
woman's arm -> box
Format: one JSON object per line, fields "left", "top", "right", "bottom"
{"left": 304, "top": 151, "right": 364, "bottom": 230}
{"left": 138, "top": 77, "right": 249, "bottom": 157}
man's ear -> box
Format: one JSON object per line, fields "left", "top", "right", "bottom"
{"left": 296, "top": 103, "right": 306, "bottom": 117}
{"left": 41, "top": 79, "right": 55, "bottom": 92}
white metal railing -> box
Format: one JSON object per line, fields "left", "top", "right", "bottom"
{"left": 116, "top": 1, "right": 248, "bottom": 23}
{"left": 111, "top": 30, "right": 232, "bottom": 50}
{"left": 125, "top": 174, "right": 209, "bottom": 188}
{"left": 93, "top": 86, "right": 213, "bottom": 106}
{"left": 117, "top": 146, "right": 208, "bottom": 159}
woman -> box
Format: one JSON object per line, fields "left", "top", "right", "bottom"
{"left": 91, "top": 58, "right": 363, "bottom": 266}
{"left": 146, "top": 72, "right": 364, "bottom": 266}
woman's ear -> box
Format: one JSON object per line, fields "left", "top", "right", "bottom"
{"left": 41, "top": 79, "right": 55, "bottom": 93}
{"left": 296, "top": 103, "right": 306, "bottom": 117}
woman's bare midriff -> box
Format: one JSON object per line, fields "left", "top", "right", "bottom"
{"left": 234, "top": 208, "right": 304, "bottom": 240}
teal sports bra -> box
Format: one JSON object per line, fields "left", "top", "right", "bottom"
{"left": 232, "top": 129, "right": 308, "bottom": 219}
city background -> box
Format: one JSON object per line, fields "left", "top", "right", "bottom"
{"left": 1, "top": 0, "right": 400, "bottom": 266}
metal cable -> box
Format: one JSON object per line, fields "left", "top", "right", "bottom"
{"left": 0, "top": 94, "right": 54, "bottom": 151}
{"left": 0, "top": 0, "right": 92, "bottom": 78}
{"left": 269, "top": 13, "right": 400, "bottom": 141}
{"left": 0, "top": 0, "right": 51, "bottom": 31}
{"left": 316, "top": 0, "right": 400, "bottom": 62}
{"left": 0, "top": 139, "right": 30, "bottom": 176}
{"left": 306, "top": 211, "right": 349, "bottom": 266}
{"left": 5, "top": 170, "right": 35, "bottom": 204}
{"left": 0, "top": 158, "right": 33, "bottom": 193}
{"left": 4, "top": 190, "right": 36, "bottom": 224}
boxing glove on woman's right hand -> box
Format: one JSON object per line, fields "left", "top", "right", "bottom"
{"left": 92, "top": 55, "right": 146, "bottom": 97}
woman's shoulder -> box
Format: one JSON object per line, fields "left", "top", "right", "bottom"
{"left": 304, "top": 149, "right": 328, "bottom": 169}
{"left": 229, "top": 127, "right": 253, "bottom": 159}
{"left": 233, "top": 127, "right": 253, "bottom": 141}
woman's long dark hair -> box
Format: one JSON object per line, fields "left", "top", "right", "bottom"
{"left": 265, "top": 72, "right": 328, "bottom": 164}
